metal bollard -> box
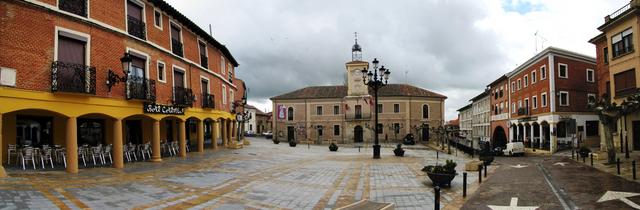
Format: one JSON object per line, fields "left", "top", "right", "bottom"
{"left": 572, "top": 149, "right": 575, "bottom": 159}
{"left": 436, "top": 150, "right": 439, "bottom": 159}
{"left": 479, "top": 166, "right": 482, "bottom": 183}
{"left": 434, "top": 186, "right": 440, "bottom": 210}
{"left": 582, "top": 155, "right": 586, "bottom": 163}
{"left": 617, "top": 158, "right": 621, "bottom": 175}
{"left": 590, "top": 153, "right": 593, "bottom": 166}
{"left": 484, "top": 163, "right": 487, "bottom": 178}
{"left": 463, "top": 172, "right": 467, "bottom": 197}
{"left": 633, "top": 160, "right": 637, "bottom": 180}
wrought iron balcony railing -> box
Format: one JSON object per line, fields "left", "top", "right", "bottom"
{"left": 517, "top": 107, "right": 529, "bottom": 116}
{"left": 345, "top": 112, "right": 372, "bottom": 120}
{"left": 200, "top": 55, "right": 208, "bottom": 69}
{"left": 59, "top": 0, "right": 87, "bottom": 17}
{"left": 126, "top": 76, "right": 156, "bottom": 102}
{"left": 202, "top": 93, "right": 215, "bottom": 108}
{"left": 173, "top": 87, "right": 194, "bottom": 107}
{"left": 172, "top": 39, "right": 183, "bottom": 57}
{"left": 127, "top": 15, "right": 146, "bottom": 40}
{"left": 51, "top": 61, "right": 96, "bottom": 94}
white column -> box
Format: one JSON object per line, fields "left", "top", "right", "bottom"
{"left": 539, "top": 124, "right": 544, "bottom": 149}
{"left": 515, "top": 125, "right": 519, "bottom": 142}
{"left": 529, "top": 124, "right": 534, "bottom": 147}
{"left": 550, "top": 122, "right": 557, "bottom": 153}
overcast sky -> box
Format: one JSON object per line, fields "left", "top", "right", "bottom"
{"left": 165, "top": 0, "right": 627, "bottom": 120}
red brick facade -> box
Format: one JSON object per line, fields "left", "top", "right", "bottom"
{"left": 0, "top": 0, "right": 238, "bottom": 112}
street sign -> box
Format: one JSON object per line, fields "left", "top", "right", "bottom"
{"left": 597, "top": 191, "right": 640, "bottom": 209}
{"left": 488, "top": 197, "right": 538, "bottom": 210}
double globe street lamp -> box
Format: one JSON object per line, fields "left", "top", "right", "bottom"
{"left": 361, "top": 58, "right": 391, "bottom": 159}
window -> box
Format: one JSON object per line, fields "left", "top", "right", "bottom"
{"left": 229, "top": 90, "right": 234, "bottom": 109}
{"left": 531, "top": 71, "right": 537, "bottom": 83}
{"left": 157, "top": 61, "right": 165, "bottom": 83}
{"left": 228, "top": 64, "right": 234, "bottom": 81}
{"left": 604, "top": 47, "right": 609, "bottom": 64}
{"left": 222, "top": 85, "right": 227, "bottom": 104}
{"left": 499, "top": 88, "right": 503, "bottom": 97}
{"left": 355, "top": 105, "right": 362, "bottom": 119}
{"left": 334, "top": 125, "right": 340, "bottom": 136}
{"left": 588, "top": 93, "right": 597, "bottom": 104}
{"left": 541, "top": 66, "right": 547, "bottom": 80}
{"left": 316, "top": 106, "right": 323, "bottom": 115}
{"left": 558, "top": 64, "right": 568, "bottom": 78}
{"left": 559, "top": 91, "right": 569, "bottom": 106}
{"left": 614, "top": 69, "right": 636, "bottom": 97}
{"left": 612, "top": 28, "right": 633, "bottom": 58}
{"left": 494, "top": 104, "right": 498, "bottom": 115}
{"left": 524, "top": 98, "right": 529, "bottom": 109}
{"left": 393, "top": 123, "right": 400, "bottom": 134}
{"left": 57, "top": 31, "right": 87, "bottom": 65}
{"left": 606, "top": 81, "right": 611, "bottom": 100}
{"left": 170, "top": 23, "right": 183, "bottom": 57}
{"left": 377, "top": 123, "right": 383, "bottom": 134}
{"left": 511, "top": 82, "right": 516, "bottom": 93}
{"left": 586, "top": 69, "right": 595, "bottom": 82}
{"left": 287, "top": 107, "right": 294, "bottom": 121}
{"left": 518, "top": 100, "right": 522, "bottom": 109}
{"left": 200, "top": 78, "right": 209, "bottom": 94}
{"left": 494, "top": 90, "right": 499, "bottom": 99}
{"left": 394, "top": 104, "right": 400, "bottom": 113}
{"left": 517, "top": 79, "right": 521, "bottom": 90}
{"left": 59, "top": 0, "right": 87, "bottom": 17}
{"left": 220, "top": 56, "right": 226, "bottom": 75}
{"left": 422, "top": 105, "right": 429, "bottom": 118}
{"left": 541, "top": 92, "right": 548, "bottom": 107}
{"left": 318, "top": 129, "right": 323, "bottom": 136}
{"left": 512, "top": 103, "right": 516, "bottom": 113}
{"left": 154, "top": 9, "right": 162, "bottom": 29}
{"left": 524, "top": 75, "right": 528, "bottom": 87}
{"left": 199, "top": 41, "right": 208, "bottom": 69}
{"left": 586, "top": 121, "right": 599, "bottom": 136}
{"left": 532, "top": 96, "right": 538, "bottom": 109}
{"left": 126, "top": 0, "right": 145, "bottom": 40}
{"left": 377, "top": 104, "right": 383, "bottom": 113}
{"left": 333, "top": 106, "right": 339, "bottom": 115}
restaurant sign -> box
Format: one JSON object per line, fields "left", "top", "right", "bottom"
{"left": 143, "top": 103, "right": 184, "bottom": 115}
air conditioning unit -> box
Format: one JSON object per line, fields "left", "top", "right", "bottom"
{"left": 0, "top": 67, "right": 16, "bottom": 87}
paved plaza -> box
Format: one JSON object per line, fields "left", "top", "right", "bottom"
{"left": 0, "top": 138, "right": 477, "bottom": 209}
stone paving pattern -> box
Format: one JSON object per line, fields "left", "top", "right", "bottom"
{"left": 0, "top": 138, "right": 477, "bottom": 209}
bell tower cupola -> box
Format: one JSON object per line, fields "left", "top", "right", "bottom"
{"left": 352, "top": 32, "right": 362, "bottom": 61}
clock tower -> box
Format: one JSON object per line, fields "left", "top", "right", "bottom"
{"left": 346, "top": 34, "right": 369, "bottom": 96}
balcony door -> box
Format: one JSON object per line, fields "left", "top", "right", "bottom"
{"left": 56, "top": 33, "right": 88, "bottom": 93}
{"left": 201, "top": 79, "right": 208, "bottom": 95}
{"left": 127, "top": 54, "right": 146, "bottom": 99}
{"left": 174, "top": 70, "right": 184, "bottom": 88}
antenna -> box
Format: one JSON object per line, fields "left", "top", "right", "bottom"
{"left": 354, "top": 32, "right": 358, "bottom": 44}
{"left": 209, "top": 24, "right": 212, "bottom": 36}
{"left": 534, "top": 31, "right": 548, "bottom": 53}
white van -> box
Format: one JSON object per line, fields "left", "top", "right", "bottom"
{"left": 503, "top": 142, "right": 525, "bottom": 156}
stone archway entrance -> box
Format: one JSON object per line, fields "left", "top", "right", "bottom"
{"left": 354, "top": 125, "right": 363, "bottom": 143}
{"left": 493, "top": 126, "right": 507, "bottom": 149}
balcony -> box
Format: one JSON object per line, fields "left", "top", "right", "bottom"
{"left": 517, "top": 107, "right": 529, "bottom": 116}
{"left": 608, "top": 2, "right": 631, "bottom": 21}
{"left": 200, "top": 55, "right": 208, "bottom": 69}
{"left": 345, "top": 112, "right": 372, "bottom": 120}
{"left": 172, "top": 39, "right": 183, "bottom": 57}
{"left": 127, "top": 15, "right": 146, "bottom": 40}
{"left": 51, "top": 61, "right": 96, "bottom": 94}
{"left": 173, "top": 87, "right": 194, "bottom": 107}
{"left": 202, "top": 93, "right": 215, "bottom": 108}
{"left": 126, "top": 76, "right": 156, "bottom": 102}
{"left": 59, "top": 0, "right": 87, "bottom": 17}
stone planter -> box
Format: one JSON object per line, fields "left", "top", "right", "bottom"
{"left": 426, "top": 172, "right": 457, "bottom": 188}
{"left": 329, "top": 144, "right": 339, "bottom": 151}
{"left": 394, "top": 149, "right": 405, "bottom": 157}
{"left": 273, "top": 140, "right": 280, "bottom": 144}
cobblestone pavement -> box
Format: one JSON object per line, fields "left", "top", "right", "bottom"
{"left": 0, "top": 138, "right": 477, "bottom": 210}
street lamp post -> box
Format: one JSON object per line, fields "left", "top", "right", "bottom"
{"left": 232, "top": 96, "right": 250, "bottom": 144}
{"left": 362, "top": 58, "right": 391, "bottom": 159}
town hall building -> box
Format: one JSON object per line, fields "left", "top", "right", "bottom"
{"left": 270, "top": 39, "right": 447, "bottom": 144}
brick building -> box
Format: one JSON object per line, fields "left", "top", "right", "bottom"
{"left": 0, "top": 0, "right": 244, "bottom": 174}
{"left": 590, "top": 0, "right": 640, "bottom": 153}
{"left": 270, "top": 39, "right": 446, "bottom": 145}
{"left": 488, "top": 75, "right": 510, "bottom": 149}
{"left": 507, "top": 47, "right": 598, "bottom": 153}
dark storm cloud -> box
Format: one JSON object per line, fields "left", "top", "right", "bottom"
{"left": 164, "top": 0, "right": 512, "bottom": 118}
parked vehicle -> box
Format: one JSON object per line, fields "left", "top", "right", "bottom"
{"left": 403, "top": 134, "right": 415, "bottom": 145}
{"left": 493, "top": 147, "right": 504, "bottom": 156}
{"left": 244, "top": 130, "right": 256, "bottom": 137}
{"left": 503, "top": 142, "right": 525, "bottom": 156}
{"left": 263, "top": 131, "right": 273, "bottom": 139}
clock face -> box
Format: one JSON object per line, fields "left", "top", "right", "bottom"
{"left": 352, "top": 71, "right": 362, "bottom": 81}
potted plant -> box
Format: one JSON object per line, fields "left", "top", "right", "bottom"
{"left": 394, "top": 144, "right": 405, "bottom": 157}
{"left": 273, "top": 139, "right": 280, "bottom": 144}
{"left": 329, "top": 143, "right": 339, "bottom": 151}
{"left": 578, "top": 146, "right": 591, "bottom": 158}
{"left": 422, "top": 159, "right": 458, "bottom": 187}
{"left": 289, "top": 140, "right": 297, "bottom": 147}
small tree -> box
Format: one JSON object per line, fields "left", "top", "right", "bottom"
{"left": 588, "top": 93, "right": 640, "bottom": 164}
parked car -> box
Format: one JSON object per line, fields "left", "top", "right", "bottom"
{"left": 493, "top": 147, "right": 504, "bottom": 156}
{"left": 263, "top": 131, "right": 273, "bottom": 139}
{"left": 503, "top": 142, "right": 525, "bottom": 156}
{"left": 244, "top": 130, "right": 256, "bottom": 137}
{"left": 403, "top": 134, "right": 415, "bottom": 145}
